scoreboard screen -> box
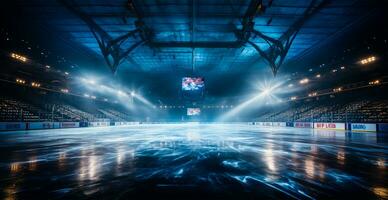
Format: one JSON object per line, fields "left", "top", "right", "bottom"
{"left": 182, "top": 77, "right": 204, "bottom": 91}
{"left": 187, "top": 108, "right": 201, "bottom": 116}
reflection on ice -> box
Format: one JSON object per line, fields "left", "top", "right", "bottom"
{"left": 373, "top": 187, "right": 388, "bottom": 199}
{"left": 78, "top": 149, "right": 101, "bottom": 182}
{"left": 58, "top": 152, "right": 66, "bottom": 170}
{"left": 10, "top": 162, "right": 21, "bottom": 174}
{"left": 263, "top": 142, "right": 277, "bottom": 172}
{"left": 0, "top": 124, "right": 386, "bottom": 199}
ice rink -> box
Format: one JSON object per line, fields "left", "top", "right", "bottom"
{"left": 0, "top": 124, "right": 387, "bottom": 199}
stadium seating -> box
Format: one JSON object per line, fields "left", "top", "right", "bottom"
{"left": 98, "top": 109, "right": 132, "bottom": 122}
{"left": 0, "top": 97, "right": 134, "bottom": 122}
{"left": 255, "top": 98, "right": 388, "bottom": 123}
{"left": 54, "top": 104, "right": 97, "bottom": 121}
{"left": 0, "top": 97, "right": 43, "bottom": 121}
{"left": 2, "top": 88, "right": 387, "bottom": 123}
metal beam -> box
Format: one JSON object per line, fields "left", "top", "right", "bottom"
{"left": 60, "top": 0, "right": 144, "bottom": 73}
{"left": 149, "top": 41, "right": 244, "bottom": 48}
{"left": 60, "top": 0, "right": 329, "bottom": 75}
{"left": 191, "top": 0, "right": 197, "bottom": 74}
{"left": 237, "top": 0, "right": 264, "bottom": 42}
{"left": 279, "top": 0, "right": 330, "bottom": 42}
{"left": 242, "top": 0, "right": 330, "bottom": 76}
{"left": 127, "top": 0, "right": 154, "bottom": 43}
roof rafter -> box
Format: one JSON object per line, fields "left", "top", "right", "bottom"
{"left": 60, "top": 0, "right": 146, "bottom": 74}
{"left": 241, "top": 0, "right": 330, "bottom": 76}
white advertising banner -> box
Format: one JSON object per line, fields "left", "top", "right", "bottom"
{"left": 294, "top": 122, "right": 313, "bottom": 128}
{"left": 89, "top": 122, "right": 110, "bottom": 127}
{"left": 114, "top": 122, "right": 140, "bottom": 126}
{"left": 272, "top": 122, "right": 286, "bottom": 127}
{"left": 350, "top": 123, "right": 376, "bottom": 132}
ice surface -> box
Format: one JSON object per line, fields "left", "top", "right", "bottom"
{"left": 0, "top": 124, "right": 387, "bottom": 199}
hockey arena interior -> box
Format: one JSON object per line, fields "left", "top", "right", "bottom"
{"left": 0, "top": 1, "right": 387, "bottom": 199}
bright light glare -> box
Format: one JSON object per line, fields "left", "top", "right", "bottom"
{"left": 11, "top": 53, "right": 27, "bottom": 62}
{"left": 218, "top": 79, "right": 285, "bottom": 121}
{"left": 77, "top": 76, "right": 155, "bottom": 110}
{"left": 80, "top": 77, "right": 96, "bottom": 85}
{"left": 117, "top": 90, "right": 126, "bottom": 96}
{"left": 261, "top": 87, "right": 272, "bottom": 96}
{"left": 134, "top": 94, "right": 155, "bottom": 108}
{"left": 360, "top": 56, "right": 376, "bottom": 65}
{"left": 299, "top": 78, "right": 309, "bottom": 84}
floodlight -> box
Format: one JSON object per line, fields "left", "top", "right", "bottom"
{"left": 261, "top": 87, "right": 272, "bottom": 96}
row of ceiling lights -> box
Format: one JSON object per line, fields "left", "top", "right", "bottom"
{"left": 288, "top": 55, "right": 378, "bottom": 100}
{"left": 9, "top": 51, "right": 131, "bottom": 104}
{"left": 8, "top": 51, "right": 114, "bottom": 102}
{"left": 13, "top": 76, "right": 121, "bottom": 103}
{"left": 15, "top": 78, "right": 41, "bottom": 88}
{"left": 11, "top": 53, "right": 27, "bottom": 62}
{"left": 3, "top": 29, "right": 76, "bottom": 69}
{"left": 290, "top": 78, "right": 382, "bottom": 101}
{"left": 291, "top": 56, "right": 377, "bottom": 88}
{"left": 10, "top": 52, "right": 71, "bottom": 77}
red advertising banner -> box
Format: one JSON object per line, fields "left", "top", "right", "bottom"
{"left": 313, "top": 123, "right": 345, "bottom": 130}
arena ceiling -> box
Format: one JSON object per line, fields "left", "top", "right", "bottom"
{"left": 11, "top": 0, "right": 377, "bottom": 75}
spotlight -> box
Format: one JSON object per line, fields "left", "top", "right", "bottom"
{"left": 117, "top": 90, "right": 126, "bottom": 96}
{"left": 87, "top": 79, "right": 96, "bottom": 85}
{"left": 80, "top": 77, "right": 96, "bottom": 85}
{"left": 333, "top": 87, "right": 342, "bottom": 92}
{"left": 11, "top": 53, "right": 27, "bottom": 62}
{"left": 258, "top": 80, "right": 282, "bottom": 97}
{"left": 16, "top": 78, "right": 26, "bottom": 84}
{"left": 299, "top": 78, "right": 309, "bottom": 84}
{"left": 368, "top": 80, "right": 380, "bottom": 85}
{"left": 218, "top": 79, "right": 285, "bottom": 121}
{"left": 31, "top": 82, "right": 41, "bottom": 88}
{"left": 131, "top": 91, "right": 135, "bottom": 96}
{"left": 308, "top": 92, "right": 317, "bottom": 97}
{"left": 360, "top": 56, "right": 376, "bottom": 65}
{"left": 261, "top": 87, "right": 272, "bottom": 96}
